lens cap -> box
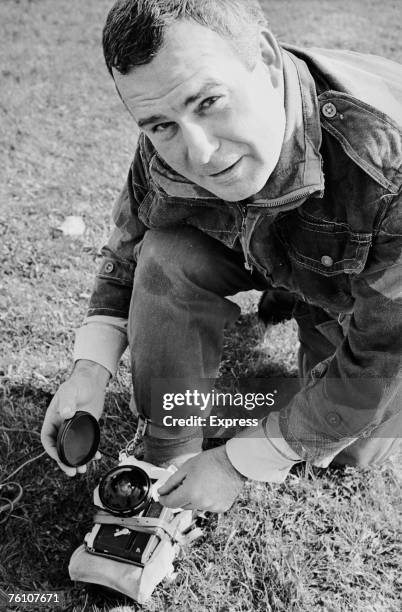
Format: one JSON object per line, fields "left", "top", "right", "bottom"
{"left": 56, "top": 411, "right": 100, "bottom": 467}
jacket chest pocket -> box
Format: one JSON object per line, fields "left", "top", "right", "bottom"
{"left": 276, "top": 212, "right": 372, "bottom": 277}
{"left": 138, "top": 190, "right": 239, "bottom": 247}
{"left": 138, "top": 191, "right": 192, "bottom": 228}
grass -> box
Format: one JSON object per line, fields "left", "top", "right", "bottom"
{"left": 0, "top": 0, "right": 401, "bottom": 610}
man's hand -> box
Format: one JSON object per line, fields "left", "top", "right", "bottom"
{"left": 157, "top": 445, "right": 246, "bottom": 513}
{"left": 41, "top": 360, "right": 110, "bottom": 476}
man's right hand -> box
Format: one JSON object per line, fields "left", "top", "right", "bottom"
{"left": 41, "top": 360, "right": 110, "bottom": 476}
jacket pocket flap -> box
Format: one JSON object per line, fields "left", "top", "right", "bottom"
{"left": 277, "top": 213, "right": 372, "bottom": 276}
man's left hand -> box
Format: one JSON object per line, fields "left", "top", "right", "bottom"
{"left": 157, "top": 445, "right": 246, "bottom": 513}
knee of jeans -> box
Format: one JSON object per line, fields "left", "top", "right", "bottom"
{"left": 135, "top": 228, "right": 222, "bottom": 292}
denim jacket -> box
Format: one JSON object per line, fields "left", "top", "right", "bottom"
{"left": 88, "top": 45, "right": 402, "bottom": 462}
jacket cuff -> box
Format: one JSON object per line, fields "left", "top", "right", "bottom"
{"left": 225, "top": 412, "right": 301, "bottom": 483}
{"left": 73, "top": 317, "right": 128, "bottom": 376}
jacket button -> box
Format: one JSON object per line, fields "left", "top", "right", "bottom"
{"left": 321, "top": 255, "right": 334, "bottom": 267}
{"left": 104, "top": 262, "right": 114, "bottom": 273}
{"left": 322, "top": 102, "right": 337, "bottom": 118}
{"left": 326, "top": 412, "right": 341, "bottom": 426}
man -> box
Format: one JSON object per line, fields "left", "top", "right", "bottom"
{"left": 41, "top": 0, "right": 402, "bottom": 514}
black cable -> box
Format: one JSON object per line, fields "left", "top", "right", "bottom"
{"left": 0, "top": 483, "right": 23, "bottom": 524}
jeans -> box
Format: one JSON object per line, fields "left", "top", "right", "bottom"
{"left": 128, "top": 226, "right": 401, "bottom": 468}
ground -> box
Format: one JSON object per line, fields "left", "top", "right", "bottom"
{"left": 0, "top": 1, "right": 401, "bottom": 611}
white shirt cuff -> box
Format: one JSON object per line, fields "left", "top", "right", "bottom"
{"left": 73, "top": 316, "right": 128, "bottom": 376}
{"left": 225, "top": 412, "right": 301, "bottom": 483}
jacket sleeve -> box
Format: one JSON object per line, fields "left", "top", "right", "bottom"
{"left": 87, "top": 138, "right": 149, "bottom": 318}
{"left": 280, "top": 191, "right": 402, "bottom": 463}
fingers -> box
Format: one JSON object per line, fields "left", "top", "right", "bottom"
{"left": 40, "top": 418, "right": 60, "bottom": 460}
{"left": 41, "top": 385, "right": 80, "bottom": 476}
{"left": 158, "top": 459, "right": 199, "bottom": 508}
{"left": 159, "top": 484, "right": 191, "bottom": 509}
{"left": 181, "top": 502, "right": 199, "bottom": 511}
{"left": 41, "top": 422, "right": 77, "bottom": 477}
{"left": 159, "top": 485, "right": 217, "bottom": 512}
{"left": 57, "top": 462, "right": 78, "bottom": 477}
{"left": 158, "top": 469, "right": 187, "bottom": 496}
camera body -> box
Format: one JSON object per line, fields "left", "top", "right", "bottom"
{"left": 67, "top": 428, "right": 201, "bottom": 603}
{"left": 83, "top": 451, "right": 179, "bottom": 567}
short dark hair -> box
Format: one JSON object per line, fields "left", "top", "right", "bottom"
{"left": 103, "top": 0, "right": 268, "bottom": 76}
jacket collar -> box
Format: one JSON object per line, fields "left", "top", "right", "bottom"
{"left": 147, "top": 48, "right": 325, "bottom": 209}
{"left": 248, "top": 49, "right": 325, "bottom": 209}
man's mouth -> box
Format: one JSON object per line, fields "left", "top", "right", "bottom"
{"left": 209, "top": 158, "right": 242, "bottom": 177}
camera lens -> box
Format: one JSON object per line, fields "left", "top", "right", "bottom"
{"left": 99, "top": 466, "right": 151, "bottom": 516}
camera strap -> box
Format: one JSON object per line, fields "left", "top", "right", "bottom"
{"left": 93, "top": 510, "right": 185, "bottom": 544}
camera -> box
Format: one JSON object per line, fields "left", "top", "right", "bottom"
{"left": 84, "top": 451, "right": 179, "bottom": 567}
{"left": 64, "top": 413, "right": 200, "bottom": 602}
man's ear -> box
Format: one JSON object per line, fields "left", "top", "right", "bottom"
{"left": 258, "top": 29, "right": 283, "bottom": 89}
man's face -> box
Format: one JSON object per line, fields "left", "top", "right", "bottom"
{"left": 114, "top": 20, "right": 286, "bottom": 201}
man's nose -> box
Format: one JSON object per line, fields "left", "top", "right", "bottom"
{"left": 183, "top": 123, "right": 219, "bottom": 167}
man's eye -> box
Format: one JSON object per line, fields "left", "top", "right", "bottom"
{"left": 152, "top": 122, "right": 175, "bottom": 134}
{"left": 200, "top": 96, "right": 221, "bottom": 111}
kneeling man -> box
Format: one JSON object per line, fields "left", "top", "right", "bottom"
{"left": 41, "top": 0, "right": 402, "bottom": 513}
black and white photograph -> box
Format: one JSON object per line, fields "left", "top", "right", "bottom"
{"left": 1, "top": 1, "right": 401, "bottom": 610}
